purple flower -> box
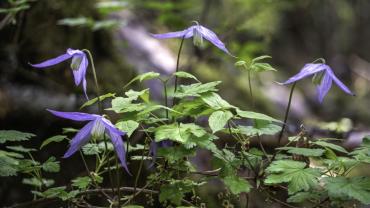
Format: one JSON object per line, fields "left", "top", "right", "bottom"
{"left": 152, "top": 22, "right": 233, "bottom": 56}
{"left": 47, "top": 109, "right": 130, "bottom": 174}
{"left": 282, "top": 63, "right": 355, "bottom": 103}
{"left": 30, "top": 48, "right": 89, "bottom": 99}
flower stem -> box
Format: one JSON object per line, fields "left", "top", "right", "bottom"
{"left": 172, "top": 36, "right": 185, "bottom": 107}
{"left": 163, "top": 80, "right": 169, "bottom": 120}
{"left": 247, "top": 69, "right": 254, "bottom": 107}
{"left": 83, "top": 49, "right": 115, "bottom": 195}
{"left": 277, "top": 82, "right": 296, "bottom": 146}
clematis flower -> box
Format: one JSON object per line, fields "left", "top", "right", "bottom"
{"left": 30, "top": 48, "right": 89, "bottom": 99}
{"left": 281, "top": 63, "right": 355, "bottom": 103}
{"left": 47, "top": 109, "right": 130, "bottom": 174}
{"left": 151, "top": 22, "right": 234, "bottom": 56}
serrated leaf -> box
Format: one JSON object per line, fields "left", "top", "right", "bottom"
{"left": 0, "top": 130, "right": 35, "bottom": 143}
{"left": 116, "top": 120, "right": 139, "bottom": 137}
{"left": 42, "top": 157, "right": 60, "bottom": 173}
{"left": 154, "top": 123, "right": 206, "bottom": 146}
{"left": 80, "top": 93, "right": 115, "bottom": 109}
{"left": 72, "top": 176, "right": 91, "bottom": 189}
{"left": 173, "top": 81, "right": 221, "bottom": 98}
{"left": 200, "top": 92, "right": 234, "bottom": 110}
{"left": 159, "top": 180, "right": 194, "bottom": 205}
{"left": 123, "top": 72, "right": 160, "bottom": 89}
{"left": 209, "top": 111, "right": 233, "bottom": 133}
{"left": 40, "top": 135, "right": 68, "bottom": 149}
{"left": 265, "top": 160, "right": 321, "bottom": 194}
{"left": 324, "top": 176, "right": 370, "bottom": 204}
{"left": 82, "top": 143, "right": 101, "bottom": 155}
{"left": 6, "top": 145, "right": 36, "bottom": 153}
{"left": 223, "top": 175, "right": 251, "bottom": 194}
{"left": 313, "top": 141, "right": 348, "bottom": 154}
{"left": 122, "top": 206, "right": 144, "bottom": 208}
{"left": 174, "top": 71, "right": 200, "bottom": 82}
{"left": 276, "top": 147, "right": 325, "bottom": 157}
{"left": 0, "top": 150, "right": 20, "bottom": 176}
{"left": 236, "top": 109, "right": 280, "bottom": 123}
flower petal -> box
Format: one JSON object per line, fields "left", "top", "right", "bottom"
{"left": 198, "top": 25, "right": 234, "bottom": 56}
{"left": 63, "top": 121, "right": 94, "bottom": 158}
{"left": 47, "top": 109, "right": 97, "bottom": 121}
{"left": 282, "top": 64, "right": 326, "bottom": 85}
{"left": 30, "top": 53, "right": 72, "bottom": 68}
{"left": 72, "top": 54, "right": 88, "bottom": 86}
{"left": 316, "top": 72, "right": 333, "bottom": 103}
{"left": 151, "top": 27, "right": 194, "bottom": 39}
{"left": 102, "top": 117, "right": 125, "bottom": 136}
{"left": 108, "top": 130, "right": 131, "bottom": 174}
{"left": 325, "top": 66, "right": 355, "bottom": 96}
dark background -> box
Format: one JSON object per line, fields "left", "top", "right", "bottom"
{"left": 1, "top": 0, "right": 370, "bottom": 207}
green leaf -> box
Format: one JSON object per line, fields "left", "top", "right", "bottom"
{"left": 82, "top": 143, "right": 101, "bottom": 155}
{"left": 200, "top": 92, "right": 234, "bottom": 110}
{"left": 223, "top": 175, "right": 251, "bottom": 194}
{"left": 80, "top": 93, "right": 115, "bottom": 109}
{"left": 159, "top": 180, "right": 195, "bottom": 205}
{"left": 174, "top": 71, "right": 200, "bottom": 82}
{"left": 72, "top": 176, "right": 91, "bottom": 189}
{"left": 265, "top": 160, "right": 321, "bottom": 194}
{"left": 237, "top": 120, "right": 281, "bottom": 136}
{"left": 235, "top": 60, "right": 247, "bottom": 67}
{"left": 40, "top": 135, "right": 68, "bottom": 149}
{"left": 250, "top": 62, "right": 277, "bottom": 72}
{"left": 236, "top": 109, "right": 280, "bottom": 122}
{"left": 154, "top": 123, "right": 206, "bottom": 146}
{"left": 209, "top": 110, "right": 233, "bottom": 133}
{"left": 125, "top": 89, "right": 150, "bottom": 103}
{"left": 122, "top": 206, "right": 144, "bottom": 208}
{"left": 42, "top": 157, "right": 60, "bottom": 173}
{"left": 23, "top": 177, "right": 43, "bottom": 187}
{"left": 123, "top": 71, "right": 160, "bottom": 89}
{"left": 0, "top": 130, "right": 35, "bottom": 143}
{"left": 58, "top": 17, "right": 93, "bottom": 27}
{"left": 312, "top": 141, "right": 348, "bottom": 154}
{"left": 173, "top": 81, "right": 221, "bottom": 98}
{"left": 0, "top": 150, "right": 20, "bottom": 176}
{"left": 116, "top": 120, "right": 139, "bottom": 137}
{"left": 324, "top": 176, "right": 370, "bottom": 204}
{"left": 276, "top": 147, "right": 325, "bottom": 157}
{"left": 6, "top": 145, "right": 36, "bottom": 153}
{"left": 252, "top": 55, "right": 272, "bottom": 63}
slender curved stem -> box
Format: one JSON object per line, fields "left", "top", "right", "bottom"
{"left": 163, "top": 80, "right": 169, "bottom": 119}
{"left": 277, "top": 82, "right": 296, "bottom": 146}
{"left": 83, "top": 49, "right": 114, "bottom": 194}
{"left": 172, "top": 36, "right": 185, "bottom": 107}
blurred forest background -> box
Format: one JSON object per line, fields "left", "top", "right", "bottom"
{"left": 1, "top": 0, "right": 370, "bottom": 207}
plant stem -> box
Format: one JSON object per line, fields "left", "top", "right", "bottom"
{"left": 163, "top": 80, "right": 169, "bottom": 119}
{"left": 115, "top": 157, "right": 121, "bottom": 207}
{"left": 83, "top": 49, "right": 115, "bottom": 195}
{"left": 277, "top": 82, "right": 296, "bottom": 146}
{"left": 172, "top": 36, "right": 185, "bottom": 107}
{"left": 247, "top": 69, "right": 254, "bottom": 107}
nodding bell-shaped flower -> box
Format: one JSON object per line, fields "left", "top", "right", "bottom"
{"left": 281, "top": 62, "right": 355, "bottom": 103}
{"left": 151, "top": 21, "right": 234, "bottom": 57}
{"left": 30, "top": 48, "right": 89, "bottom": 99}
{"left": 47, "top": 109, "right": 130, "bottom": 174}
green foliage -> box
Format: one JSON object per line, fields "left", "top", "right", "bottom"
{"left": 72, "top": 176, "right": 91, "bottom": 189}
{"left": 276, "top": 147, "right": 325, "bottom": 157}
{"left": 42, "top": 157, "right": 60, "bottom": 173}
{"left": 80, "top": 93, "right": 115, "bottom": 109}
{"left": 159, "top": 179, "right": 200, "bottom": 205}
{"left": 208, "top": 110, "right": 233, "bottom": 133}
{"left": 173, "top": 81, "right": 221, "bottom": 98}
{"left": 0, "top": 130, "right": 35, "bottom": 143}
{"left": 223, "top": 175, "right": 251, "bottom": 194}
{"left": 115, "top": 120, "right": 139, "bottom": 137}
{"left": 324, "top": 176, "right": 370, "bottom": 204}
{"left": 237, "top": 120, "right": 281, "bottom": 136}
{"left": 265, "top": 160, "right": 321, "bottom": 194}
{"left": 82, "top": 143, "right": 101, "bottom": 155}
{"left": 40, "top": 135, "right": 68, "bottom": 149}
